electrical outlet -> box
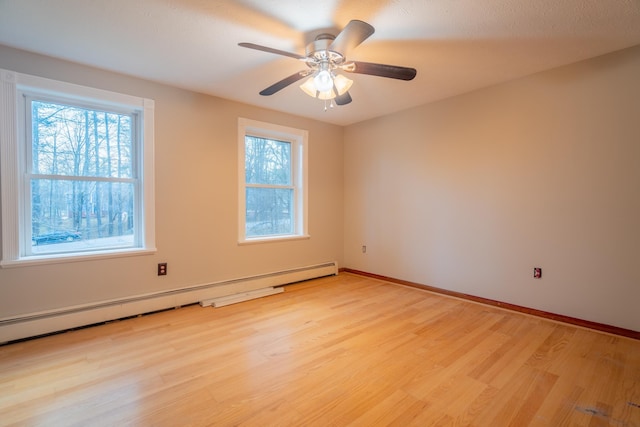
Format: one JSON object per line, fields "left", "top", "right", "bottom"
{"left": 158, "top": 263, "right": 167, "bottom": 276}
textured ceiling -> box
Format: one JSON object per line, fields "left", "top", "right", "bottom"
{"left": 1, "top": 0, "right": 639, "bottom": 126}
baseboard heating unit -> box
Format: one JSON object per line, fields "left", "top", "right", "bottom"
{"left": 0, "top": 261, "right": 337, "bottom": 343}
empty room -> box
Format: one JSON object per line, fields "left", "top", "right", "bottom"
{"left": 0, "top": 1, "right": 639, "bottom": 425}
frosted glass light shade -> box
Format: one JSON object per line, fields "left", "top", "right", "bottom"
{"left": 317, "top": 90, "right": 334, "bottom": 100}
{"left": 299, "top": 73, "right": 353, "bottom": 100}
{"left": 333, "top": 74, "right": 353, "bottom": 95}
{"left": 300, "top": 77, "right": 317, "bottom": 97}
{"left": 313, "top": 70, "right": 333, "bottom": 92}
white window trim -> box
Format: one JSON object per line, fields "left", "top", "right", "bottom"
{"left": 0, "top": 69, "right": 156, "bottom": 267}
{"left": 238, "top": 118, "right": 309, "bottom": 244}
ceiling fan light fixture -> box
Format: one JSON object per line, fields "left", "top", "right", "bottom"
{"left": 299, "top": 75, "right": 335, "bottom": 99}
{"left": 299, "top": 73, "right": 353, "bottom": 100}
{"left": 299, "top": 79, "right": 334, "bottom": 100}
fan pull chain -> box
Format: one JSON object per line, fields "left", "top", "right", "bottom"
{"left": 323, "top": 99, "right": 336, "bottom": 112}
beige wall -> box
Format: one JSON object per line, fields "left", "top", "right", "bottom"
{"left": 2, "top": 43, "right": 638, "bottom": 333}
{"left": 344, "top": 45, "right": 640, "bottom": 331}
{"left": 0, "top": 45, "right": 344, "bottom": 318}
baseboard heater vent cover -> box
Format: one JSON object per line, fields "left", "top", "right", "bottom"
{"left": 200, "top": 286, "right": 284, "bottom": 308}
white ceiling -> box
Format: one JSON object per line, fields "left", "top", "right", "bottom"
{"left": 1, "top": 0, "right": 640, "bottom": 126}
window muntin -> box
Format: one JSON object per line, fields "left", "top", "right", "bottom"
{"left": 238, "top": 118, "right": 308, "bottom": 243}
{"left": 0, "top": 68, "right": 155, "bottom": 266}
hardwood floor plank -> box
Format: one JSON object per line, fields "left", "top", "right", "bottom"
{"left": 0, "top": 273, "right": 638, "bottom": 426}
{"left": 348, "top": 389, "right": 420, "bottom": 426}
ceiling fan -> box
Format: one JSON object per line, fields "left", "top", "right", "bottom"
{"left": 238, "top": 20, "right": 417, "bottom": 108}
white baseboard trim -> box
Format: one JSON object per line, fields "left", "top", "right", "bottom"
{"left": 0, "top": 261, "right": 337, "bottom": 343}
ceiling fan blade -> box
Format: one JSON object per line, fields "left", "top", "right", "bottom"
{"left": 342, "top": 61, "right": 417, "bottom": 81}
{"left": 334, "top": 91, "right": 352, "bottom": 106}
{"left": 329, "top": 20, "right": 375, "bottom": 55}
{"left": 259, "top": 70, "right": 312, "bottom": 96}
{"left": 238, "top": 42, "right": 308, "bottom": 61}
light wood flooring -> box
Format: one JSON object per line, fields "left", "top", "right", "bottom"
{"left": 1, "top": 273, "right": 639, "bottom": 426}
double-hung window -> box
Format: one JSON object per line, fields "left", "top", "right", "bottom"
{"left": 0, "top": 69, "right": 155, "bottom": 266}
{"left": 238, "top": 118, "right": 308, "bottom": 243}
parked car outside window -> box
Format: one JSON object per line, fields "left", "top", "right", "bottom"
{"left": 32, "top": 231, "right": 82, "bottom": 245}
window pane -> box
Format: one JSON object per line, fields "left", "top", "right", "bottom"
{"left": 31, "top": 179, "right": 134, "bottom": 254}
{"left": 244, "top": 136, "right": 291, "bottom": 185}
{"left": 245, "top": 188, "right": 293, "bottom": 237}
{"left": 31, "top": 100, "right": 133, "bottom": 178}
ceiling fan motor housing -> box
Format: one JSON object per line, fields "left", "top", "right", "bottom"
{"left": 306, "top": 34, "right": 345, "bottom": 68}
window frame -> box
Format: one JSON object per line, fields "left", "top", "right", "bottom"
{"left": 0, "top": 69, "right": 156, "bottom": 267}
{"left": 238, "top": 118, "right": 308, "bottom": 244}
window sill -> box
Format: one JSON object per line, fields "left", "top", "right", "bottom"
{"left": 0, "top": 247, "right": 157, "bottom": 268}
{"left": 238, "top": 234, "right": 310, "bottom": 245}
